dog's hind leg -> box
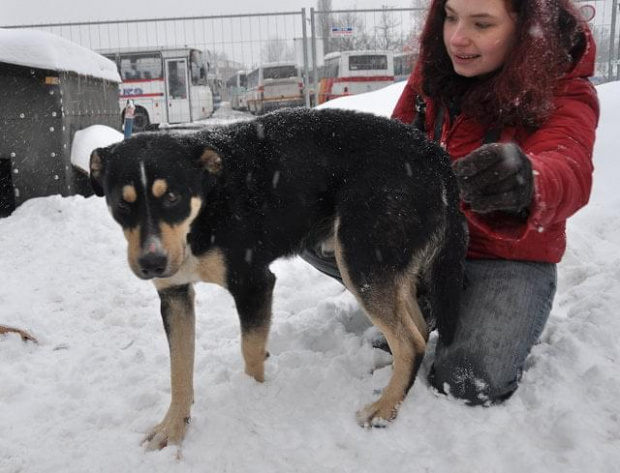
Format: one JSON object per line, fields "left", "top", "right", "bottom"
{"left": 143, "top": 283, "right": 196, "bottom": 450}
{"left": 229, "top": 267, "right": 276, "bottom": 383}
{"left": 334, "top": 232, "right": 427, "bottom": 426}
{"left": 354, "top": 278, "right": 427, "bottom": 427}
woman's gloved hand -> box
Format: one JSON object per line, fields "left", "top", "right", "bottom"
{"left": 452, "top": 143, "right": 534, "bottom": 215}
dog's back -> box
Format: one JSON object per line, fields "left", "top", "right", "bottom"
{"left": 190, "top": 108, "right": 461, "bottom": 265}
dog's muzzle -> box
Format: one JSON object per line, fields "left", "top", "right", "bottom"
{"left": 137, "top": 236, "right": 169, "bottom": 279}
{"left": 138, "top": 252, "right": 168, "bottom": 279}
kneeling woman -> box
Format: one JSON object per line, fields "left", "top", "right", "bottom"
{"left": 303, "top": 0, "right": 599, "bottom": 405}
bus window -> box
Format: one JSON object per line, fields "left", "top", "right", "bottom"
{"left": 120, "top": 54, "right": 162, "bottom": 81}
{"left": 167, "top": 60, "right": 187, "bottom": 99}
{"left": 263, "top": 65, "right": 298, "bottom": 80}
{"left": 348, "top": 55, "right": 388, "bottom": 71}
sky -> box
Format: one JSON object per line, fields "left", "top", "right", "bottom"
{"left": 1, "top": 0, "right": 415, "bottom": 26}
{"left": 0, "top": 33, "right": 619, "bottom": 470}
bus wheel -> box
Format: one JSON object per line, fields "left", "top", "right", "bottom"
{"left": 132, "top": 107, "right": 150, "bottom": 131}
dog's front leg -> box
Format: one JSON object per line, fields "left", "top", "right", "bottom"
{"left": 143, "top": 284, "right": 195, "bottom": 450}
{"left": 230, "top": 268, "right": 276, "bottom": 383}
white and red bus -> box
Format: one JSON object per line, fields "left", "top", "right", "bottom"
{"left": 245, "top": 62, "right": 305, "bottom": 115}
{"left": 102, "top": 47, "right": 214, "bottom": 130}
{"left": 317, "top": 50, "right": 394, "bottom": 104}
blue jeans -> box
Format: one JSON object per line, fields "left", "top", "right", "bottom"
{"left": 301, "top": 250, "right": 557, "bottom": 406}
{"left": 429, "top": 259, "right": 557, "bottom": 405}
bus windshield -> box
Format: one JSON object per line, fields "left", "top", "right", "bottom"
{"left": 348, "top": 55, "right": 388, "bottom": 71}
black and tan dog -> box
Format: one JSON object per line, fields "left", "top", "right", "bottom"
{"left": 90, "top": 107, "right": 466, "bottom": 449}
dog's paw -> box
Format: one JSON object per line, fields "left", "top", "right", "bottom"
{"left": 355, "top": 399, "right": 401, "bottom": 428}
{"left": 142, "top": 414, "right": 191, "bottom": 451}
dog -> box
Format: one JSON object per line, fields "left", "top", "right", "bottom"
{"left": 89, "top": 107, "right": 466, "bottom": 449}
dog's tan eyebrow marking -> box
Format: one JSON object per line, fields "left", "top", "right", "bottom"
{"left": 152, "top": 179, "right": 168, "bottom": 199}
{"left": 122, "top": 185, "right": 137, "bottom": 203}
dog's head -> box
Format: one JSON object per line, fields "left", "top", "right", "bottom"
{"left": 90, "top": 132, "right": 223, "bottom": 280}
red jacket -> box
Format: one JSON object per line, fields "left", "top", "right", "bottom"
{"left": 392, "top": 32, "right": 599, "bottom": 263}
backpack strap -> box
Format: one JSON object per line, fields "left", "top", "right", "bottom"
{"left": 433, "top": 106, "right": 446, "bottom": 143}
{"left": 412, "top": 94, "right": 427, "bottom": 133}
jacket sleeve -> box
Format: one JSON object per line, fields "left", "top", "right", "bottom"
{"left": 526, "top": 78, "right": 599, "bottom": 232}
{"left": 467, "top": 77, "right": 599, "bottom": 240}
{"left": 391, "top": 74, "right": 418, "bottom": 124}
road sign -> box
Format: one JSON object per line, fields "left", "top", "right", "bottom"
{"left": 330, "top": 26, "right": 354, "bottom": 37}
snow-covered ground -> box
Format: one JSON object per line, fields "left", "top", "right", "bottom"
{"left": 1, "top": 82, "right": 618, "bottom": 473}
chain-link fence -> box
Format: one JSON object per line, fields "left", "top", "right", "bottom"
{"left": 2, "top": 3, "right": 619, "bottom": 99}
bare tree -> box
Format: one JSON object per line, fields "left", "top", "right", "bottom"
{"left": 262, "top": 37, "right": 295, "bottom": 63}
{"left": 316, "top": 0, "right": 335, "bottom": 54}
{"left": 371, "top": 6, "right": 405, "bottom": 51}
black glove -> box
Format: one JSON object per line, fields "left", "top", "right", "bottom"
{"left": 453, "top": 143, "right": 534, "bottom": 215}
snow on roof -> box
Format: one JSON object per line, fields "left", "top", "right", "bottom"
{"left": 0, "top": 28, "right": 121, "bottom": 83}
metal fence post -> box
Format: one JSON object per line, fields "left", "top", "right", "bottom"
{"left": 310, "top": 8, "right": 319, "bottom": 107}
{"left": 610, "top": 0, "right": 618, "bottom": 80}
{"left": 301, "top": 8, "right": 311, "bottom": 108}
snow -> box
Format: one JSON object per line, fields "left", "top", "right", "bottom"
{"left": 318, "top": 81, "right": 407, "bottom": 117}
{"left": 0, "top": 29, "right": 121, "bottom": 83}
{"left": 1, "top": 81, "right": 619, "bottom": 473}
{"left": 71, "top": 125, "right": 123, "bottom": 172}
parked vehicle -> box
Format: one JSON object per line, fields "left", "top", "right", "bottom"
{"left": 394, "top": 51, "right": 417, "bottom": 82}
{"left": 101, "top": 47, "right": 214, "bottom": 130}
{"left": 226, "top": 70, "right": 248, "bottom": 111}
{"left": 317, "top": 50, "right": 394, "bottom": 104}
{"left": 245, "top": 62, "right": 305, "bottom": 115}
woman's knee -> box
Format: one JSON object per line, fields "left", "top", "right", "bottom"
{"left": 429, "top": 349, "right": 519, "bottom": 406}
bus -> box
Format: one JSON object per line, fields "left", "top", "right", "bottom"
{"left": 226, "top": 70, "right": 248, "bottom": 111}
{"left": 102, "top": 47, "right": 214, "bottom": 131}
{"left": 245, "top": 62, "right": 305, "bottom": 115}
{"left": 317, "top": 50, "right": 394, "bottom": 104}
{"left": 394, "top": 51, "right": 417, "bottom": 82}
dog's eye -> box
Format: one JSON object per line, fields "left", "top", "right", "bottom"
{"left": 163, "top": 191, "right": 181, "bottom": 207}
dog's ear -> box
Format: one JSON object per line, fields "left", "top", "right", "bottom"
{"left": 89, "top": 149, "right": 106, "bottom": 196}
{"left": 199, "top": 148, "right": 223, "bottom": 175}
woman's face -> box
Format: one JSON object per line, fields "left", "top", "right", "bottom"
{"left": 443, "top": 0, "right": 518, "bottom": 77}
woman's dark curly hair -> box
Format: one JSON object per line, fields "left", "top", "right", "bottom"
{"left": 415, "top": 0, "right": 587, "bottom": 127}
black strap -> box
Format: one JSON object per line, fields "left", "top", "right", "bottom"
{"left": 412, "top": 94, "right": 426, "bottom": 133}
{"left": 483, "top": 128, "right": 502, "bottom": 144}
{"left": 433, "top": 106, "right": 445, "bottom": 143}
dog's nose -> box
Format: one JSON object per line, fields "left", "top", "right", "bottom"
{"left": 138, "top": 253, "right": 168, "bottom": 278}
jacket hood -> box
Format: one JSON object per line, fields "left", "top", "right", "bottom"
{"left": 565, "top": 25, "right": 596, "bottom": 80}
